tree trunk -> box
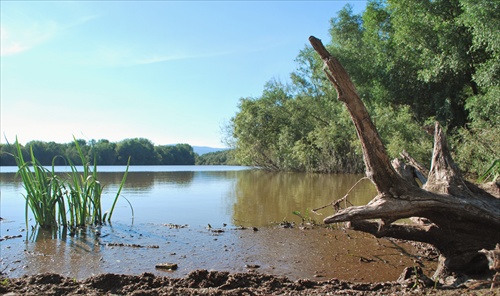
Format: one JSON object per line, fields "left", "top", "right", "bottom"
{"left": 308, "top": 36, "right": 500, "bottom": 281}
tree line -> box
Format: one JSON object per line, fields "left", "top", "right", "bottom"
{"left": 195, "top": 150, "right": 238, "bottom": 165}
{"left": 226, "top": 0, "right": 499, "bottom": 177}
{"left": 0, "top": 138, "right": 203, "bottom": 166}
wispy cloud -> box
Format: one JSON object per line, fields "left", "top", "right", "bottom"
{"left": 0, "top": 33, "right": 29, "bottom": 56}
{"left": 79, "top": 46, "right": 235, "bottom": 67}
{"left": 134, "top": 50, "right": 234, "bottom": 65}
{"left": 0, "top": 21, "right": 58, "bottom": 56}
{"left": 0, "top": 14, "right": 99, "bottom": 57}
{"left": 134, "top": 54, "right": 192, "bottom": 65}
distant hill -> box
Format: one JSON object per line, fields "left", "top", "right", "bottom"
{"left": 192, "top": 146, "right": 229, "bottom": 155}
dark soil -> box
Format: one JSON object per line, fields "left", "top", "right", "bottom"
{"left": 1, "top": 270, "right": 498, "bottom": 295}
{"left": 1, "top": 227, "right": 498, "bottom": 295}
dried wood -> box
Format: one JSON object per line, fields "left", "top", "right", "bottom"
{"left": 309, "top": 35, "right": 500, "bottom": 280}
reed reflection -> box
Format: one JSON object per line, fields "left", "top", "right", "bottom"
{"left": 25, "top": 228, "right": 103, "bottom": 278}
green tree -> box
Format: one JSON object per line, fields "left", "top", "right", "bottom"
{"left": 1, "top": 138, "right": 200, "bottom": 166}
{"left": 229, "top": 0, "right": 498, "bottom": 174}
{"left": 91, "top": 139, "right": 118, "bottom": 165}
{"left": 155, "top": 145, "right": 175, "bottom": 164}
{"left": 170, "top": 144, "right": 195, "bottom": 165}
{"left": 230, "top": 79, "right": 364, "bottom": 172}
{"left": 0, "top": 143, "right": 18, "bottom": 166}
{"left": 231, "top": 81, "right": 299, "bottom": 170}
{"left": 25, "top": 141, "right": 66, "bottom": 165}
{"left": 116, "top": 138, "right": 158, "bottom": 165}
{"left": 65, "top": 139, "right": 89, "bottom": 165}
{"left": 155, "top": 144, "right": 195, "bottom": 165}
{"left": 451, "top": 0, "right": 500, "bottom": 177}
{"left": 196, "top": 150, "right": 236, "bottom": 165}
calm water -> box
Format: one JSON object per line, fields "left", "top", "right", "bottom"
{"left": 0, "top": 166, "right": 435, "bottom": 281}
{"left": 0, "top": 165, "right": 376, "bottom": 228}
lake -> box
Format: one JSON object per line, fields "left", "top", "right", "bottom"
{"left": 0, "top": 166, "right": 436, "bottom": 281}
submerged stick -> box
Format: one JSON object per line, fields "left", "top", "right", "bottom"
{"left": 311, "top": 177, "right": 368, "bottom": 214}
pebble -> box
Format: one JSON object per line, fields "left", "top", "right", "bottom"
{"left": 155, "top": 263, "right": 178, "bottom": 270}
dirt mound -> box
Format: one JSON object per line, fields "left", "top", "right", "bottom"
{"left": 1, "top": 270, "right": 495, "bottom": 295}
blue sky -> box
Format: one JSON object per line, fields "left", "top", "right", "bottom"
{"left": 1, "top": 1, "right": 366, "bottom": 148}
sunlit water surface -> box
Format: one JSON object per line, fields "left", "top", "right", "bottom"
{"left": 0, "top": 166, "right": 435, "bottom": 281}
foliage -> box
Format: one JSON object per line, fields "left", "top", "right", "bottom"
{"left": 230, "top": 80, "right": 362, "bottom": 173}
{"left": 14, "top": 142, "right": 66, "bottom": 229}
{"left": 1, "top": 138, "right": 196, "bottom": 166}
{"left": 477, "top": 159, "right": 499, "bottom": 183}
{"left": 155, "top": 144, "right": 196, "bottom": 165}
{"left": 451, "top": 0, "right": 500, "bottom": 178}
{"left": 89, "top": 139, "right": 118, "bottom": 165}
{"left": 116, "top": 138, "right": 158, "bottom": 165}
{"left": 452, "top": 123, "right": 500, "bottom": 178}
{"left": 371, "top": 104, "right": 433, "bottom": 164}
{"left": 10, "top": 138, "right": 130, "bottom": 231}
{"left": 226, "top": 0, "right": 499, "bottom": 177}
{"left": 196, "top": 150, "right": 237, "bottom": 165}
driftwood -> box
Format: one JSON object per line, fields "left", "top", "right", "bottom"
{"left": 309, "top": 36, "right": 500, "bottom": 281}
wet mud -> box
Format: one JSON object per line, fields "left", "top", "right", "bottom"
{"left": 2, "top": 223, "right": 436, "bottom": 282}
{"left": 1, "top": 224, "right": 497, "bottom": 295}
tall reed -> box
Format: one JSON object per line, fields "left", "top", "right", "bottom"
{"left": 12, "top": 138, "right": 131, "bottom": 231}
{"left": 14, "top": 142, "right": 66, "bottom": 229}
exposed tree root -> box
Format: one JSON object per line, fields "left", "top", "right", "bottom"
{"left": 309, "top": 35, "right": 500, "bottom": 283}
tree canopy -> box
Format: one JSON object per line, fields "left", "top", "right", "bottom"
{"left": 228, "top": 0, "right": 499, "bottom": 177}
{"left": 0, "top": 138, "right": 196, "bottom": 166}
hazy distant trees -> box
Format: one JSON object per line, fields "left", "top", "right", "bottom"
{"left": 90, "top": 139, "right": 118, "bottom": 165}
{"left": 196, "top": 150, "right": 236, "bottom": 165}
{"left": 156, "top": 143, "right": 196, "bottom": 165}
{"left": 0, "top": 138, "right": 197, "bottom": 166}
{"left": 116, "top": 138, "right": 157, "bottom": 165}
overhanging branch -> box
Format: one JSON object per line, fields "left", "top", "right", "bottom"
{"left": 309, "top": 36, "right": 406, "bottom": 194}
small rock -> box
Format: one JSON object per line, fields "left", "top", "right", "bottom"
{"left": 245, "top": 264, "right": 260, "bottom": 269}
{"left": 155, "top": 263, "right": 178, "bottom": 270}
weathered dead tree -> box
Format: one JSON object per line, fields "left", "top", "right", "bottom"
{"left": 309, "top": 36, "right": 500, "bottom": 281}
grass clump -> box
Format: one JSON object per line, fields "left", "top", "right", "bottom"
{"left": 11, "top": 137, "right": 130, "bottom": 231}
{"left": 478, "top": 159, "right": 499, "bottom": 183}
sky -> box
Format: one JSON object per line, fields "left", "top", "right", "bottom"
{"left": 1, "top": 1, "right": 367, "bottom": 148}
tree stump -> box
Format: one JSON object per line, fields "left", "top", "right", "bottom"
{"left": 309, "top": 36, "right": 500, "bottom": 281}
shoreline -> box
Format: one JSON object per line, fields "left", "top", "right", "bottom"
{"left": 1, "top": 269, "right": 496, "bottom": 295}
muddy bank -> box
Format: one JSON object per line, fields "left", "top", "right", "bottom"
{"left": 1, "top": 224, "right": 439, "bottom": 282}
{"left": 1, "top": 270, "right": 497, "bottom": 295}
{"left": 1, "top": 226, "right": 498, "bottom": 295}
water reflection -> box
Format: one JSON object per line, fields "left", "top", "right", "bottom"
{"left": 1, "top": 168, "right": 377, "bottom": 228}
{"left": 0, "top": 167, "right": 434, "bottom": 282}
{"left": 0, "top": 173, "right": 23, "bottom": 190}
{"left": 99, "top": 171, "right": 196, "bottom": 190}
{"left": 1, "top": 167, "right": 376, "bottom": 228}
{"left": 23, "top": 228, "right": 104, "bottom": 278}
{"left": 232, "top": 171, "right": 376, "bottom": 226}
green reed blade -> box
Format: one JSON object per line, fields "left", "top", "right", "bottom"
{"left": 12, "top": 136, "right": 131, "bottom": 234}
{"left": 107, "top": 157, "right": 131, "bottom": 223}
